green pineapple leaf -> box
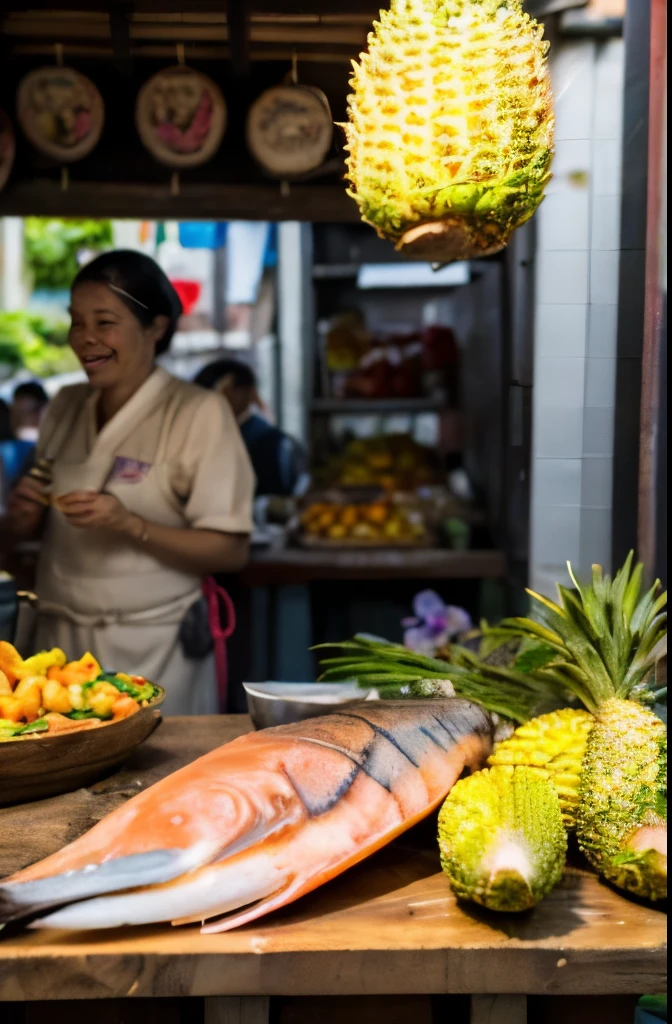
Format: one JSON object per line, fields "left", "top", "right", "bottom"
{"left": 513, "top": 641, "right": 559, "bottom": 674}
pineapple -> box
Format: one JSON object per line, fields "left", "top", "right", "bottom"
{"left": 494, "top": 554, "right": 667, "bottom": 901}
{"left": 342, "top": 0, "right": 554, "bottom": 262}
{"left": 438, "top": 765, "right": 566, "bottom": 911}
{"left": 488, "top": 708, "right": 594, "bottom": 829}
{"left": 577, "top": 698, "right": 666, "bottom": 902}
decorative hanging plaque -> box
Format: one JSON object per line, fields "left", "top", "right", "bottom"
{"left": 246, "top": 84, "right": 333, "bottom": 177}
{"left": 0, "top": 110, "right": 15, "bottom": 193}
{"left": 135, "top": 66, "right": 227, "bottom": 169}
{"left": 17, "top": 67, "right": 104, "bottom": 162}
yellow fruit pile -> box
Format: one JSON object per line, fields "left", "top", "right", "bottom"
{"left": 0, "top": 642, "right": 150, "bottom": 740}
{"left": 300, "top": 500, "right": 426, "bottom": 544}
{"left": 317, "top": 434, "right": 438, "bottom": 491}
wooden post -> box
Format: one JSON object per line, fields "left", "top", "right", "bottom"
{"left": 637, "top": 0, "right": 667, "bottom": 583}
{"left": 204, "top": 996, "right": 270, "bottom": 1024}
{"left": 470, "top": 995, "right": 527, "bottom": 1024}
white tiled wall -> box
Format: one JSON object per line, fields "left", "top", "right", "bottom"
{"left": 530, "top": 38, "right": 624, "bottom": 595}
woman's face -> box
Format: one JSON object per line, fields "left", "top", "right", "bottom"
{"left": 69, "top": 282, "right": 167, "bottom": 390}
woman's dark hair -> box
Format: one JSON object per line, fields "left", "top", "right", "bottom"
{"left": 194, "top": 358, "right": 256, "bottom": 391}
{"left": 72, "top": 250, "right": 183, "bottom": 355}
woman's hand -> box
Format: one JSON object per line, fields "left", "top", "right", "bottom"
{"left": 6, "top": 475, "right": 50, "bottom": 538}
{"left": 57, "top": 492, "right": 249, "bottom": 575}
{"left": 57, "top": 491, "right": 135, "bottom": 534}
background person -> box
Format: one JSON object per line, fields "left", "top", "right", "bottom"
{"left": 194, "top": 357, "right": 305, "bottom": 498}
{"left": 11, "top": 380, "right": 49, "bottom": 443}
{"left": 0, "top": 387, "right": 44, "bottom": 491}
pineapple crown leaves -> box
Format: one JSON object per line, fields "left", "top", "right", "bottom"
{"left": 314, "top": 634, "right": 569, "bottom": 724}
{"left": 491, "top": 552, "right": 667, "bottom": 714}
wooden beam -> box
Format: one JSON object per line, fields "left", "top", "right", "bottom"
{"left": 2, "top": 0, "right": 376, "bottom": 10}
{"left": 2, "top": 18, "right": 367, "bottom": 43}
{"left": 0, "top": 178, "right": 360, "bottom": 222}
{"left": 8, "top": 42, "right": 355, "bottom": 61}
{"left": 226, "top": 0, "right": 250, "bottom": 77}
{"left": 108, "top": 2, "right": 134, "bottom": 75}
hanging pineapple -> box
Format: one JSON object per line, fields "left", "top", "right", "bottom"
{"left": 342, "top": 0, "right": 554, "bottom": 262}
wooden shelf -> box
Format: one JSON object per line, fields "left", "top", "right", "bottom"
{"left": 241, "top": 547, "right": 507, "bottom": 585}
{"left": 0, "top": 179, "right": 360, "bottom": 222}
{"left": 313, "top": 263, "right": 472, "bottom": 288}
{"left": 310, "top": 397, "right": 447, "bottom": 414}
{"left": 313, "top": 264, "right": 361, "bottom": 279}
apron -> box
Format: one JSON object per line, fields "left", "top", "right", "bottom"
{"left": 34, "top": 370, "right": 218, "bottom": 716}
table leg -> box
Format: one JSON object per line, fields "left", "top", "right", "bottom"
{"left": 204, "top": 996, "right": 271, "bottom": 1024}
{"left": 470, "top": 995, "right": 527, "bottom": 1024}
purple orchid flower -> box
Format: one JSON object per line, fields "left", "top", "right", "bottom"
{"left": 402, "top": 589, "right": 472, "bottom": 655}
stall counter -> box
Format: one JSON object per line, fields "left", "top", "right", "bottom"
{"left": 0, "top": 715, "right": 666, "bottom": 1021}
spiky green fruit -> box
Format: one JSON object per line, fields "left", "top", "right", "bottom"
{"left": 488, "top": 709, "right": 595, "bottom": 829}
{"left": 438, "top": 765, "right": 566, "bottom": 911}
{"left": 577, "top": 698, "right": 667, "bottom": 901}
{"left": 491, "top": 553, "right": 667, "bottom": 900}
{"left": 343, "top": 0, "right": 554, "bottom": 262}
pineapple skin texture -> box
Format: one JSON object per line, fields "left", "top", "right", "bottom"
{"left": 576, "top": 698, "right": 667, "bottom": 901}
{"left": 488, "top": 708, "right": 595, "bottom": 830}
{"left": 343, "top": 0, "right": 554, "bottom": 254}
{"left": 437, "top": 764, "right": 566, "bottom": 911}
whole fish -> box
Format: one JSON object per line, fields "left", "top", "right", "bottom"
{"left": 0, "top": 699, "right": 492, "bottom": 934}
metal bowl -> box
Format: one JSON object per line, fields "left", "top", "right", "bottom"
{"left": 243, "top": 681, "right": 372, "bottom": 730}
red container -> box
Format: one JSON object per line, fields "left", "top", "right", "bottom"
{"left": 170, "top": 279, "right": 202, "bottom": 316}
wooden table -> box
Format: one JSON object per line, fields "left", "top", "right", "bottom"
{"left": 0, "top": 717, "right": 666, "bottom": 1024}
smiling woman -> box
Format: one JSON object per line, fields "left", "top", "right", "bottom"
{"left": 5, "top": 251, "right": 255, "bottom": 716}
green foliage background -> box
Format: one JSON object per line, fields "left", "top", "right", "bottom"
{"left": 0, "top": 312, "right": 79, "bottom": 378}
{"left": 24, "top": 218, "right": 113, "bottom": 290}
{"left": 0, "top": 218, "right": 113, "bottom": 378}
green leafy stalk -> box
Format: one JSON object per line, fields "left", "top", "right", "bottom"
{"left": 314, "top": 635, "right": 570, "bottom": 724}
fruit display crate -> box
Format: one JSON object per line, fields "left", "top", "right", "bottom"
{"left": 294, "top": 532, "right": 435, "bottom": 551}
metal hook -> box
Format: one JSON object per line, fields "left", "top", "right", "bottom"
{"left": 176, "top": 43, "right": 185, "bottom": 66}
{"left": 61, "top": 167, "right": 69, "bottom": 192}
{"left": 55, "top": 42, "right": 64, "bottom": 67}
{"left": 291, "top": 49, "right": 298, "bottom": 85}
{"left": 171, "top": 172, "right": 180, "bottom": 196}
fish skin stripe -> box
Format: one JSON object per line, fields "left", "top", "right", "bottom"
{"left": 430, "top": 712, "right": 455, "bottom": 737}
{"left": 419, "top": 724, "right": 451, "bottom": 751}
{"left": 289, "top": 733, "right": 367, "bottom": 766}
{"left": 330, "top": 711, "right": 421, "bottom": 768}
{"left": 430, "top": 708, "right": 482, "bottom": 746}
{"left": 293, "top": 724, "right": 399, "bottom": 796}
{"left": 284, "top": 759, "right": 360, "bottom": 818}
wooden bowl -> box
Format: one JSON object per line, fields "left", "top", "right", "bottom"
{"left": 0, "top": 689, "right": 165, "bottom": 807}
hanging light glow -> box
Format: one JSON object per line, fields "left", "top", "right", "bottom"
{"left": 342, "top": 0, "right": 554, "bottom": 262}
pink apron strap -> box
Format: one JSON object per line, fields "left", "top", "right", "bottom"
{"left": 202, "top": 577, "right": 236, "bottom": 712}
